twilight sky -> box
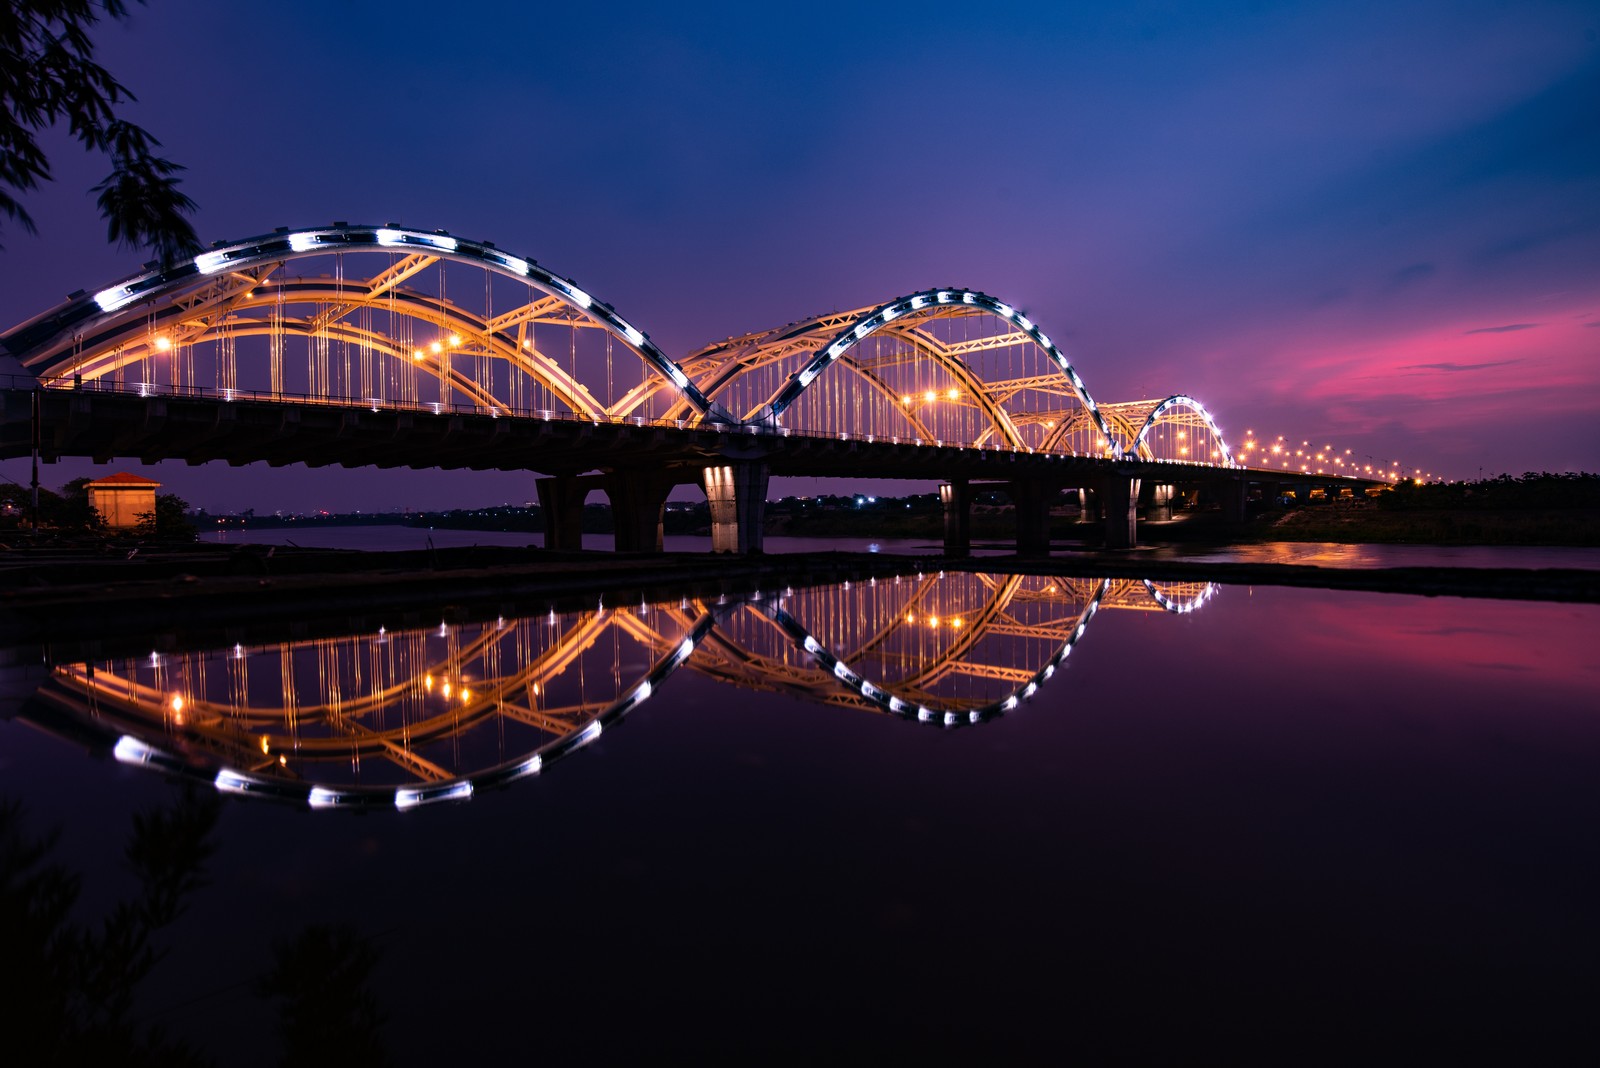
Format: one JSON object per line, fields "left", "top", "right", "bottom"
{"left": 2, "top": 0, "right": 1596, "bottom": 513}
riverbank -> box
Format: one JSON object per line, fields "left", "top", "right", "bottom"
{"left": 5, "top": 540, "right": 1598, "bottom": 659}
{"left": 1261, "top": 501, "right": 1600, "bottom": 546}
{"left": 205, "top": 499, "right": 1600, "bottom": 548}
{"left": 0, "top": 544, "right": 915, "bottom": 652}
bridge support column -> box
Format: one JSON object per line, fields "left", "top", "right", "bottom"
{"left": 1077, "top": 487, "right": 1099, "bottom": 523}
{"left": 704, "top": 462, "right": 769, "bottom": 554}
{"left": 1220, "top": 479, "right": 1248, "bottom": 523}
{"left": 1102, "top": 476, "right": 1140, "bottom": 550}
{"left": 606, "top": 471, "right": 678, "bottom": 553}
{"left": 940, "top": 480, "right": 972, "bottom": 556}
{"left": 536, "top": 476, "right": 587, "bottom": 552}
{"left": 1010, "top": 480, "right": 1057, "bottom": 556}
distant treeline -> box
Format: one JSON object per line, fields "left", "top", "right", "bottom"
{"left": 1268, "top": 472, "right": 1600, "bottom": 546}
{"left": 408, "top": 495, "right": 957, "bottom": 536}
{"left": 2, "top": 477, "right": 194, "bottom": 538}
{"left": 411, "top": 506, "right": 545, "bottom": 532}
{"left": 27, "top": 475, "right": 1589, "bottom": 546}
{"left": 206, "top": 511, "right": 411, "bottom": 529}
{"left": 1379, "top": 473, "right": 1600, "bottom": 511}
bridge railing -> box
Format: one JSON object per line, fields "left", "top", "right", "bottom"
{"left": 2, "top": 373, "right": 1255, "bottom": 470}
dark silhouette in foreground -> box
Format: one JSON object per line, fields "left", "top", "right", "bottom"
{"left": 0, "top": 790, "right": 390, "bottom": 1066}
{"left": 257, "top": 924, "right": 389, "bottom": 1067}
{"left": 0, "top": 791, "right": 218, "bottom": 1065}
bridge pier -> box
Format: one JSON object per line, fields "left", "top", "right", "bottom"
{"left": 1220, "top": 479, "right": 1248, "bottom": 523}
{"left": 1101, "top": 476, "right": 1140, "bottom": 550}
{"left": 1010, "top": 480, "right": 1058, "bottom": 555}
{"left": 536, "top": 475, "right": 587, "bottom": 551}
{"left": 940, "top": 480, "right": 972, "bottom": 556}
{"left": 604, "top": 470, "right": 681, "bottom": 553}
{"left": 1077, "top": 487, "right": 1099, "bottom": 524}
{"left": 703, "top": 462, "right": 769, "bottom": 554}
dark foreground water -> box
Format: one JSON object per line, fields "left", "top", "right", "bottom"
{"left": 3, "top": 569, "right": 1598, "bottom": 1062}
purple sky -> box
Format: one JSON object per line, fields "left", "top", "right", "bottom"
{"left": 2, "top": 0, "right": 1596, "bottom": 513}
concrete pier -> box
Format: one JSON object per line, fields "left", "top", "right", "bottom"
{"left": 704, "top": 462, "right": 769, "bottom": 554}
{"left": 940, "top": 479, "right": 973, "bottom": 556}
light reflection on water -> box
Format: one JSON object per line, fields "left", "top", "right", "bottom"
{"left": 25, "top": 574, "right": 1216, "bottom": 808}
{"left": 4, "top": 571, "right": 1598, "bottom": 1063}
{"left": 1140, "top": 539, "right": 1600, "bottom": 570}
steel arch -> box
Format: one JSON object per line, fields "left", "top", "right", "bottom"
{"left": 1, "top": 224, "right": 728, "bottom": 423}
{"left": 1131, "top": 395, "right": 1236, "bottom": 466}
{"left": 759, "top": 289, "right": 1125, "bottom": 458}
{"left": 668, "top": 305, "right": 1019, "bottom": 444}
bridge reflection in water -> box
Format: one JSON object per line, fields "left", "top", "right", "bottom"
{"left": 26, "top": 574, "right": 1215, "bottom": 809}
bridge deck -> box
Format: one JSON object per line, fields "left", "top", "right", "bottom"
{"left": 2, "top": 387, "right": 1374, "bottom": 490}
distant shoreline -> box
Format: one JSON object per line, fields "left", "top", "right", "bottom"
{"left": 194, "top": 502, "right": 1600, "bottom": 549}
{"left": 4, "top": 542, "right": 1598, "bottom": 659}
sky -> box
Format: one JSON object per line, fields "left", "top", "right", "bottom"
{"left": 1, "top": 0, "right": 1596, "bottom": 512}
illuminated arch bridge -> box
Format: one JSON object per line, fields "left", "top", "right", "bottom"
{"left": 4, "top": 223, "right": 1233, "bottom": 460}
{"left": 1, "top": 223, "right": 1343, "bottom": 552}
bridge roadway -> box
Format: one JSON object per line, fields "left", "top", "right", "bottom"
{"left": 1, "top": 385, "right": 1378, "bottom": 553}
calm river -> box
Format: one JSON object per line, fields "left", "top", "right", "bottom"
{"left": 203, "top": 523, "right": 1600, "bottom": 570}
{"left": 3, "top": 559, "right": 1597, "bottom": 1061}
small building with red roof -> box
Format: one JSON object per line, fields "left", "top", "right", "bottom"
{"left": 85, "top": 472, "right": 161, "bottom": 529}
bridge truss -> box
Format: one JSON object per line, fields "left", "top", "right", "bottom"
{"left": 2, "top": 225, "right": 1234, "bottom": 465}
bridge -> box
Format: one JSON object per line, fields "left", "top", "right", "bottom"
{"left": 0, "top": 224, "right": 1377, "bottom": 550}
{"left": 13, "top": 569, "right": 1216, "bottom": 809}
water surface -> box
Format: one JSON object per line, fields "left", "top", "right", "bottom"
{"left": 203, "top": 524, "right": 1600, "bottom": 569}
{"left": 204, "top": 524, "right": 955, "bottom": 556}
{"left": 4, "top": 569, "right": 1597, "bottom": 1061}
